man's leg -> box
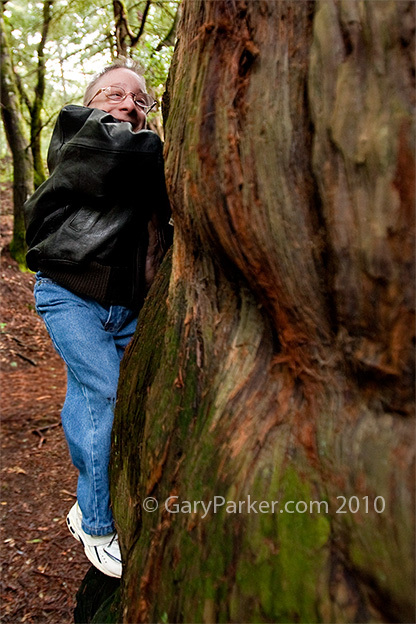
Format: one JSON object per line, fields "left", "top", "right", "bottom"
{"left": 34, "top": 276, "right": 125, "bottom": 535}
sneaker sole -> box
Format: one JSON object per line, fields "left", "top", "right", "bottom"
{"left": 66, "top": 508, "right": 82, "bottom": 543}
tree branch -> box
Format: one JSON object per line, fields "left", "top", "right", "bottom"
{"left": 130, "top": 0, "right": 151, "bottom": 49}
{"left": 155, "top": 3, "right": 180, "bottom": 51}
{"left": 113, "top": 0, "right": 135, "bottom": 56}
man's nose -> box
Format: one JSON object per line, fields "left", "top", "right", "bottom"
{"left": 119, "top": 94, "right": 137, "bottom": 111}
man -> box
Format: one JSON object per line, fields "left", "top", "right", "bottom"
{"left": 24, "top": 62, "right": 172, "bottom": 578}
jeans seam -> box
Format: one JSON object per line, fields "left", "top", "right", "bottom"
{"left": 41, "top": 314, "right": 101, "bottom": 532}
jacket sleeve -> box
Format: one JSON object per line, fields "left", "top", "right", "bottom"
{"left": 24, "top": 106, "right": 95, "bottom": 247}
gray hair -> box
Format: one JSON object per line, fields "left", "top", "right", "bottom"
{"left": 83, "top": 59, "right": 147, "bottom": 106}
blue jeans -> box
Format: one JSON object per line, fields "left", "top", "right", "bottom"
{"left": 34, "top": 273, "right": 137, "bottom": 536}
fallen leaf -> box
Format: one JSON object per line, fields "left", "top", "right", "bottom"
{"left": 5, "top": 466, "right": 27, "bottom": 475}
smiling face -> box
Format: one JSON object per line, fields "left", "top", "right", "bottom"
{"left": 86, "top": 67, "right": 147, "bottom": 132}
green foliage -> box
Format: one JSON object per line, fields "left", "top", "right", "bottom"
{"left": 125, "top": 1, "right": 179, "bottom": 91}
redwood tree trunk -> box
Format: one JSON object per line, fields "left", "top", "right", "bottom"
{"left": 111, "top": 1, "right": 415, "bottom": 622}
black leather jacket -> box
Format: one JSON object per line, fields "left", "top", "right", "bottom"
{"left": 24, "top": 105, "right": 172, "bottom": 309}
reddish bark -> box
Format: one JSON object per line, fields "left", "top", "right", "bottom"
{"left": 111, "top": 2, "right": 415, "bottom": 622}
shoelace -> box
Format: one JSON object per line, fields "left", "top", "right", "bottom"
{"left": 108, "top": 533, "right": 119, "bottom": 548}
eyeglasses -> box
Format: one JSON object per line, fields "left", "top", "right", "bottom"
{"left": 86, "top": 85, "right": 157, "bottom": 114}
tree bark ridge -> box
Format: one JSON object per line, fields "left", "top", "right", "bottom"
{"left": 111, "top": 2, "right": 415, "bottom": 622}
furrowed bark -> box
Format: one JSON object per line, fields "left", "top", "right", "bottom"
{"left": 110, "top": 2, "right": 415, "bottom": 622}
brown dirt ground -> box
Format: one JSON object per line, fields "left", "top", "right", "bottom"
{"left": 1, "top": 184, "right": 90, "bottom": 623}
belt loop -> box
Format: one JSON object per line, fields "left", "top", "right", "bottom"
{"left": 104, "top": 306, "right": 113, "bottom": 331}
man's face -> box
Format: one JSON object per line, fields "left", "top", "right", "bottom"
{"left": 87, "top": 68, "right": 147, "bottom": 132}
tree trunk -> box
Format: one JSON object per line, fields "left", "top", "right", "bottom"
{"left": 111, "top": 1, "right": 415, "bottom": 622}
{"left": 30, "top": 0, "right": 53, "bottom": 189}
{"left": 0, "top": 7, "right": 33, "bottom": 265}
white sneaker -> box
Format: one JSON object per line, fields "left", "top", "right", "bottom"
{"left": 66, "top": 502, "right": 122, "bottom": 578}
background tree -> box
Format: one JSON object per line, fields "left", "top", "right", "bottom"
{"left": 110, "top": 1, "right": 415, "bottom": 622}
{"left": 16, "top": 0, "right": 54, "bottom": 189}
{"left": 1, "top": 2, "right": 33, "bottom": 266}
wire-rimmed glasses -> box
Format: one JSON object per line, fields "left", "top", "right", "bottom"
{"left": 87, "top": 85, "right": 157, "bottom": 114}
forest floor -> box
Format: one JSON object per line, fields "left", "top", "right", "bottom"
{"left": 0, "top": 183, "right": 90, "bottom": 623}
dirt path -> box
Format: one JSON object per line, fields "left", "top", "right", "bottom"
{"left": 1, "top": 188, "right": 90, "bottom": 623}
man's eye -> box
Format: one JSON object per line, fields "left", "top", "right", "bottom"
{"left": 109, "top": 87, "right": 125, "bottom": 98}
